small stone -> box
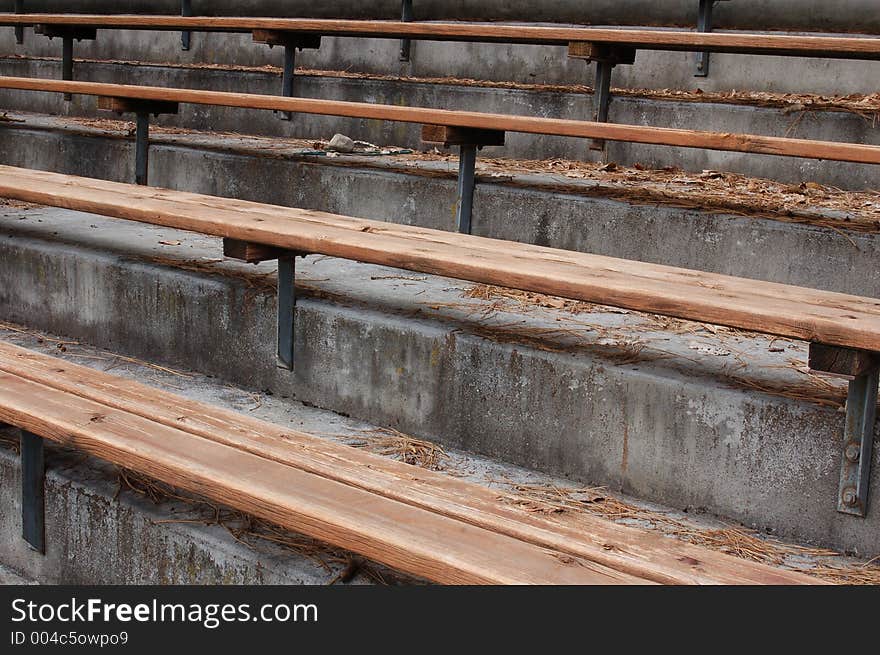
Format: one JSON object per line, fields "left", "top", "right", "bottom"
{"left": 327, "top": 134, "right": 355, "bottom": 153}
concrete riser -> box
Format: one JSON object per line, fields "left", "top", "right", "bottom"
{"left": 0, "top": 122, "right": 876, "bottom": 297}
{"left": 0, "top": 217, "right": 877, "bottom": 554}
{"left": 0, "top": 58, "right": 877, "bottom": 189}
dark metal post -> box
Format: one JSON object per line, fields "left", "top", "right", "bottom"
{"left": 591, "top": 60, "right": 614, "bottom": 150}
{"left": 456, "top": 144, "right": 477, "bottom": 234}
{"left": 277, "top": 255, "right": 296, "bottom": 369}
{"left": 20, "top": 429, "right": 45, "bottom": 554}
{"left": 399, "top": 0, "right": 414, "bottom": 62}
{"left": 695, "top": 0, "right": 716, "bottom": 77}
{"left": 280, "top": 45, "right": 296, "bottom": 121}
{"left": 135, "top": 112, "right": 150, "bottom": 186}
{"left": 13, "top": 0, "right": 23, "bottom": 44}
{"left": 181, "top": 0, "right": 192, "bottom": 51}
{"left": 838, "top": 368, "right": 879, "bottom": 516}
{"left": 61, "top": 35, "right": 73, "bottom": 101}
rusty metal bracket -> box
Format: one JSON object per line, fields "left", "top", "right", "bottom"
{"left": 222, "top": 238, "right": 308, "bottom": 370}
{"left": 421, "top": 125, "right": 505, "bottom": 234}
{"left": 809, "top": 343, "right": 879, "bottom": 517}
{"left": 568, "top": 42, "right": 636, "bottom": 151}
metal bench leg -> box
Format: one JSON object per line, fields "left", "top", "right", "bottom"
{"left": 399, "top": 0, "right": 414, "bottom": 62}
{"left": 591, "top": 60, "right": 614, "bottom": 151}
{"left": 839, "top": 368, "right": 878, "bottom": 516}
{"left": 277, "top": 254, "right": 297, "bottom": 370}
{"left": 456, "top": 144, "right": 477, "bottom": 234}
{"left": 135, "top": 112, "right": 150, "bottom": 186}
{"left": 809, "top": 343, "right": 879, "bottom": 517}
{"left": 420, "top": 125, "right": 504, "bottom": 235}
{"left": 252, "top": 31, "right": 321, "bottom": 121}
{"left": 695, "top": 0, "right": 729, "bottom": 77}
{"left": 280, "top": 45, "right": 296, "bottom": 121}
{"left": 567, "top": 43, "right": 635, "bottom": 153}
{"left": 13, "top": 0, "right": 23, "bottom": 44}
{"left": 181, "top": 0, "right": 192, "bottom": 51}
{"left": 20, "top": 429, "right": 45, "bottom": 554}
{"left": 61, "top": 35, "right": 73, "bottom": 101}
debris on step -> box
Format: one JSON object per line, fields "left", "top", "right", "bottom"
{"left": 327, "top": 133, "right": 356, "bottom": 153}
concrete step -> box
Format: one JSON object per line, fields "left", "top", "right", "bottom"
{"left": 1, "top": 58, "right": 876, "bottom": 189}
{"left": 0, "top": 113, "right": 876, "bottom": 297}
{"left": 4, "top": 26, "right": 879, "bottom": 95}
{"left": 5, "top": 0, "right": 879, "bottom": 33}
{"left": 0, "top": 203, "right": 877, "bottom": 555}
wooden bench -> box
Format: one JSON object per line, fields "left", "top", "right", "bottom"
{"left": 0, "top": 165, "right": 877, "bottom": 519}
{"left": 0, "top": 340, "right": 820, "bottom": 584}
{"left": 3, "top": 14, "right": 878, "bottom": 145}
{"left": 2, "top": 75, "right": 879, "bottom": 232}
{"left": 2, "top": 14, "right": 878, "bottom": 58}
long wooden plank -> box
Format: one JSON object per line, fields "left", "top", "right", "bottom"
{"left": 1, "top": 77, "right": 879, "bottom": 164}
{"left": 0, "top": 341, "right": 820, "bottom": 585}
{"left": 1, "top": 166, "right": 878, "bottom": 351}
{"left": 0, "top": 369, "right": 646, "bottom": 585}
{"left": 0, "top": 15, "right": 878, "bottom": 58}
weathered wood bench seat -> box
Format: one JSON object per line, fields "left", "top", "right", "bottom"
{"left": 0, "top": 340, "right": 820, "bottom": 584}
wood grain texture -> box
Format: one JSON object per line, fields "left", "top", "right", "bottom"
{"left": 1, "top": 165, "right": 879, "bottom": 351}
{"left": 0, "top": 341, "right": 821, "bottom": 585}
{"left": 808, "top": 343, "right": 880, "bottom": 377}
{"left": 1, "top": 15, "right": 879, "bottom": 58}
{"left": 0, "top": 77, "right": 879, "bottom": 164}
{"left": 0, "top": 368, "right": 647, "bottom": 585}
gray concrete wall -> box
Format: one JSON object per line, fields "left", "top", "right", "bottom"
{"left": 4, "top": 26, "right": 878, "bottom": 95}
{"left": 1, "top": 59, "right": 877, "bottom": 189}
{"left": 0, "top": 117, "right": 876, "bottom": 296}
{"left": 0, "top": 209, "right": 876, "bottom": 554}
{"left": 3, "top": 1, "right": 879, "bottom": 32}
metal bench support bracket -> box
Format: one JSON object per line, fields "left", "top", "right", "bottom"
{"left": 695, "top": 0, "right": 730, "bottom": 77}
{"left": 181, "top": 0, "right": 192, "bottom": 51}
{"left": 809, "top": 343, "right": 879, "bottom": 517}
{"left": 97, "top": 97, "right": 179, "bottom": 186}
{"left": 400, "top": 0, "right": 414, "bottom": 62}
{"left": 568, "top": 42, "right": 636, "bottom": 151}
{"left": 20, "top": 429, "right": 45, "bottom": 554}
{"left": 13, "top": 0, "right": 23, "bottom": 44}
{"left": 421, "top": 125, "right": 505, "bottom": 234}
{"left": 222, "top": 238, "right": 307, "bottom": 370}
{"left": 253, "top": 31, "right": 322, "bottom": 121}
{"left": 34, "top": 25, "right": 97, "bottom": 101}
